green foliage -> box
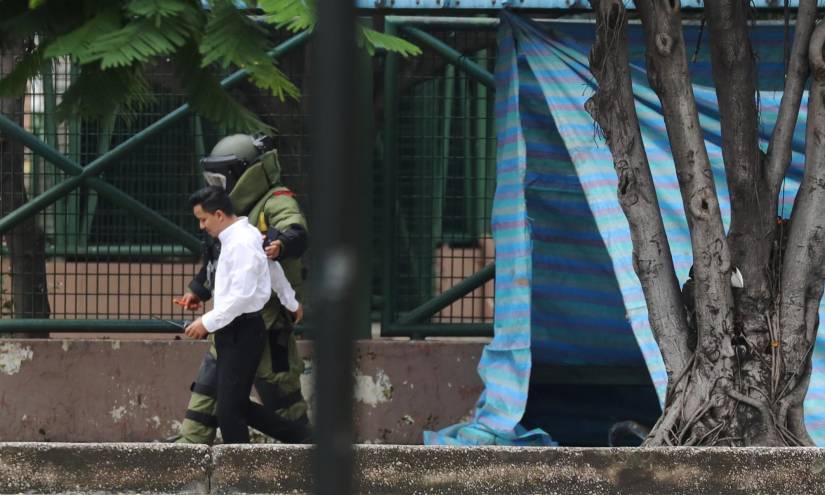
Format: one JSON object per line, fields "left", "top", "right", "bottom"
{"left": 42, "top": 9, "right": 122, "bottom": 61}
{"left": 201, "top": 0, "right": 299, "bottom": 101}
{"left": 79, "top": 1, "right": 204, "bottom": 69}
{"left": 0, "top": 0, "right": 420, "bottom": 133}
{"left": 259, "top": 0, "right": 314, "bottom": 33}
{"left": 58, "top": 63, "right": 154, "bottom": 121}
{"left": 258, "top": 0, "right": 421, "bottom": 58}
{"left": 358, "top": 26, "right": 422, "bottom": 57}
{"left": 175, "top": 43, "right": 272, "bottom": 133}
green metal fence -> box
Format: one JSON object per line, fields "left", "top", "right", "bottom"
{"left": 382, "top": 17, "right": 497, "bottom": 337}
{"left": 0, "top": 18, "right": 497, "bottom": 337}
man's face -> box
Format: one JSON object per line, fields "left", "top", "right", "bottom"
{"left": 193, "top": 204, "right": 223, "bottom": 238}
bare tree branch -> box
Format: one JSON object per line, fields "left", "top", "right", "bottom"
{"left": 779, "top": 21, "right": 825, "bottom": 379}
{"left": 705, "top": 0, "right": 771, "bottom": 300}
{"left": 587, "top": 0, "right": 691, "bottom": 381}
{"left": 766, "top": 0, "right": 819, "bottom": 192}
{"left": 636, "top": 0, "right": 735, "bottom": 358}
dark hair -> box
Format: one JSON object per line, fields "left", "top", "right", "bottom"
{"left": 189, "top": 186, "right": 235, "bottom": 216}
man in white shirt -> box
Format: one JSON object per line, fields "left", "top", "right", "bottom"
{"left": 184, "top": 186, "right": 305, "bottom": 443}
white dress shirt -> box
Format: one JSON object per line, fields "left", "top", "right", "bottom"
{"left": 201, "top": 217, "right": 271, "bottom": 333}
{"left": 269, "top": 260, "right": 300, "bottom": 312}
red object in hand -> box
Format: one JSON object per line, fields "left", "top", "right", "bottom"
{"left": 173, "top": 298, "right": 200, "bottom": 310}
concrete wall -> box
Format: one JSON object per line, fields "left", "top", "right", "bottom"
{"left": 0, "top": 339, "right": 485, "bottom": 443}
{"left": 3, "top": 443, "right": 825, "bottom": 494}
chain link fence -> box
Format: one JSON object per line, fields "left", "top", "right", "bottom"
{"left": 0, "top": 18, "right": 498, "bottom": 336}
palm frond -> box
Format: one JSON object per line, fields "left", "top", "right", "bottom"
{"left": 200, "top": 0, "right": 269, "bottom": 68}
{"left": 42, "top": 9, "right": 121, "bottom": 61}
{"left": 127, "top": 0, "right": 195, "bottom": 19}
{"left": 245, "top": 62, "right": 300, "bottom": 101}
{"left": 175, "top": 45, "right": 273, "bottom": 133}
{"left": 357, "top": 25, "right": 422, "bottom": 57}
{"left": 257, "top": 2, "right": 421, "bottom": 58}
{"left": 80, "top": 1, "right": 203, "bottom": 68}
{"left": 81, "top": 19, "right": 186, "bottom": 67}
{"left": 258, "top": 0, "right": 314, "bottom": 33}
{"left": 56, "top": 63, "right": 154, "bottom": 122}
{"left": 200, "top": 0, "right": 298, "bottom": 101}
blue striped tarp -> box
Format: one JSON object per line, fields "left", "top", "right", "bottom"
{"left": 427, "top": 13, "right": 825, "bottom": 446}
{"left": 423, "top": 19, "right": 556, "bottom": 446}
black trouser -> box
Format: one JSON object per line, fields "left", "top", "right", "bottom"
{"left": 214, "top": 312, "right": 310, "bottom": 444}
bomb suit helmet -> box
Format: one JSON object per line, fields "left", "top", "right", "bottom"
{"left": 200, "top": 134, "right": 260, "bottom": 193}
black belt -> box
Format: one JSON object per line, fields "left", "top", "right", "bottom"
{"left": 234, "top": 311, "right": 260, "bottom": 322}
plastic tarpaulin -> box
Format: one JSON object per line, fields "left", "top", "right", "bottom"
{"left": 427, "top": 12, "right": 825, "bottom": 445}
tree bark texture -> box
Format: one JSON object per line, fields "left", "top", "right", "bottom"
{"left": 586, "top": 0, "right": 691, "bottom": 387}
{"left": 0, "top": 40, "right": 50, "bottom": 327}
{"left": 589, "top": 0, "right": 823, "bottom": 446}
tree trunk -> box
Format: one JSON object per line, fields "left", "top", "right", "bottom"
{"left": 589, "top": 0, "right": 822, "bottom": 446}
{"left": 0, "top": 40, "right": 50, "bottom": 334}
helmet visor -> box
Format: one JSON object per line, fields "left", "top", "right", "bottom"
{"left": 201, "top": 155, "right": 245, "bottom": 192}
{"left": 202, "top": 171, "right": 228, "bottom": 189}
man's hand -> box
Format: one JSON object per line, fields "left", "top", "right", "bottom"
{"left": 174, "top": 292, "right": 202, "bottom": 310}
{"left": 291, "top": 303, "right": 303, "bottom": 324}
{"left": 184, "top": 318, "right": 209, "bottom": 339}
{"left": 264, "top": 239, "right": 283, "bottom": 260}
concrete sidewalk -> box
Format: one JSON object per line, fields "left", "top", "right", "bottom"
{"left": 2, "top": 443, "right": 825, "bottom": 494}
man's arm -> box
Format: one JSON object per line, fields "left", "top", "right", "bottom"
{"left": 268, "top": 260, "right": 300, "bottom": 312}
{"left": 187, "top": 239, "right": 218, "bottom": 302}
{"left": 265, "top": 224, "right": 307, "bottom": 261}
{"left": 264, "top": 193, "right": 308, "bottom": 261}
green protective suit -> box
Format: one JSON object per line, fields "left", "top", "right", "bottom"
{"left": 177, "top": 150, "right": 309, "bottom": 444}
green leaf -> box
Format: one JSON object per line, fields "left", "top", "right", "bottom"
{"left": 357, "top": 26, "right": 422, "bottom": 57}
{"left": 82, "top": 19, "right": 187, "bottom": 68}
{"left": 28, "top": 0, "right": 45, "bottom": 8}
{"left": 80, "top": 1, "right": 203, "bottom": 68}
{"left": 43, "top": 9, "right": 121, "bottom": 61}
{"left": 258, "top": 0, "right": 315, "bottom": 33}
{"left": 200, "top": 0, "right": 298, "bottom": 102}
{"left": 57, "top": 63, "right": 155, "bottom": 122}
{"left": 246, "top": 62, "right": 300, "bottom": 101}
{"left": 175, "top": 45, "right": 273, "bottom": 133}
{"left": 200, "top": 0, "right": 269, "bottom": 68}
{"left": 127, "top": 0, "right": 192, "bottom": 19}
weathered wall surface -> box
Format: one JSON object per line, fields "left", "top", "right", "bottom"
{"left": 0, "top": 339, "right": 484, "bottom": 443}
{"left": 3, "top": 443, "right": 825, "bottom": 494}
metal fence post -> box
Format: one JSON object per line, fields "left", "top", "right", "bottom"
{"left": 381, "top": 19, "right": 400, "bottom": 336}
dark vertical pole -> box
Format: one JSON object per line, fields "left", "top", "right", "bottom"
{"left": 356, "top": 27, "right": 374, "bottom": 340}
{"left": 381, "top": 20, "right": 400, "bottom": 335}
{"left": 312, "top": 1, "right": 361, "bottom": 495}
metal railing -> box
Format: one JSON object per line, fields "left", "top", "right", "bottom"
{"left": 0, "top": 17, "right": 499, "bottom": 338}
{"left": 381, "top": 16, "right": 498, "bottom": 337}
